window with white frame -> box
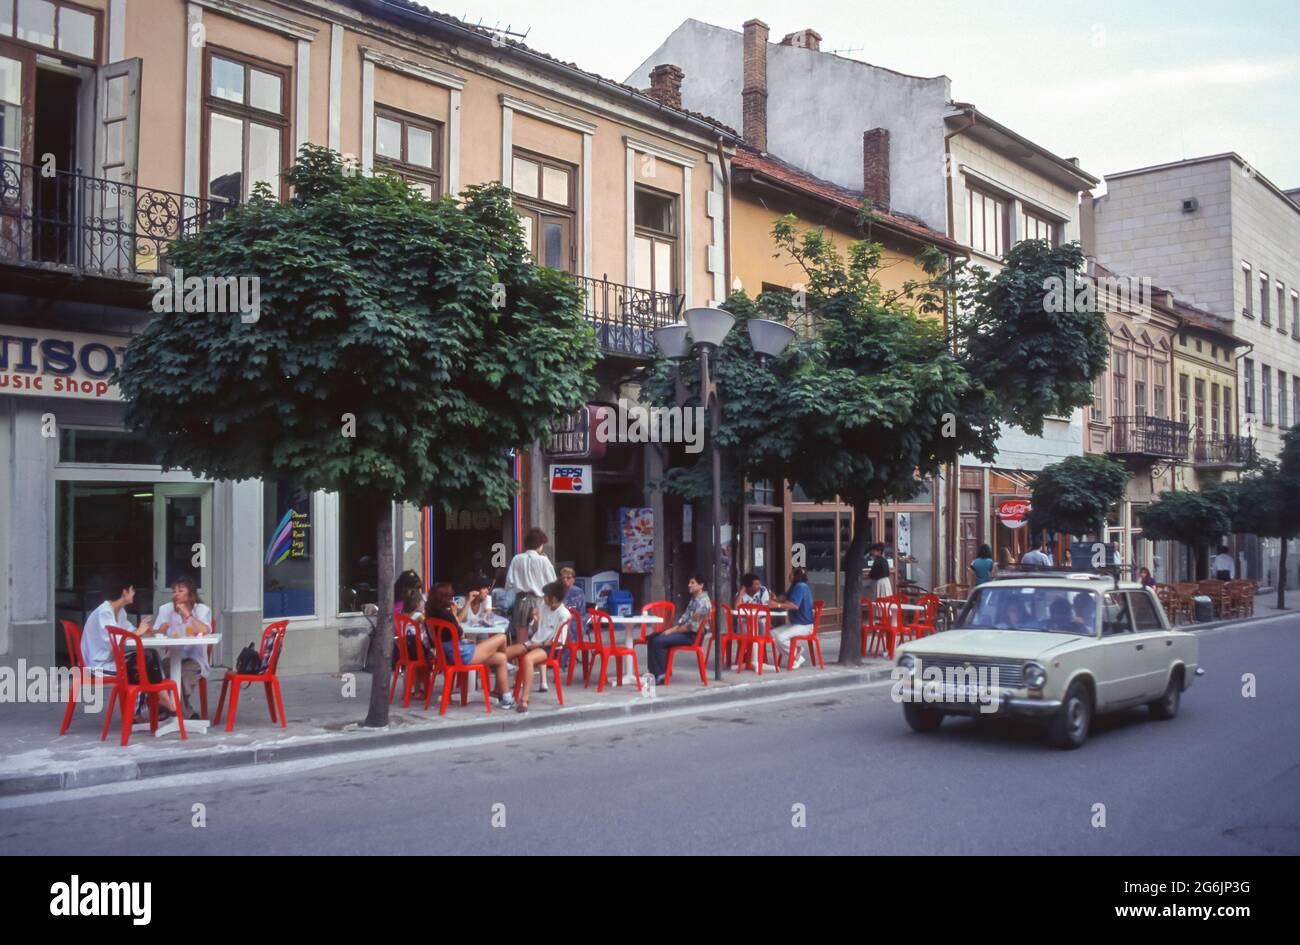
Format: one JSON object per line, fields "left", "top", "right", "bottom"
{"left": 1243, "top": 358, "right": 1254, "bottom": 415}
{"left": 967, "top": 186, "right": 1008, "bottom": 257}
{"left": 1262, "top": 364, "right": 1272, "bottom": 424}
{"left": 1242, "top": 263, "right": 1253, "bottom": 317}
{"left": 1020, "top": 207, "right": 1060, "bottom": 247}
{"left": 1280, "top": 370, "right": 1289, "bottom": 429}
{"left": 1153, "top": 364, "right": 1167, "bottom": 419}
{"left": 1260, "top": 272, "right": 1271, "bottom": 326}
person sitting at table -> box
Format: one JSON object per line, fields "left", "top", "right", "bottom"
{"left": 82, "top": 573, "right": 176, "bottom": 720}
{"left": 734, "top": 572, "right": 770, "bottom": 608}
{"left": 504, "top": 580, "right": 570, "bottom": 713}
{"left": 425, "top": 581, "right": 515, "bottom": 709}
{"left": 394, "top": 570, "right": 424, "bottom": 617}
{"left": 772, "top": 567, "right": 815, "bottom": 670}
{"left": 153, "top": 574, "right": 212, "bottom": 720}
{"left": 456, "top": 573, "right": 497, "bottom": 627}
{"left": 645, "top": 573, "right": 712, "bottom": 685}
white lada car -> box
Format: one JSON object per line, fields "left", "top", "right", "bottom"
{"left": 894, "top": 574, "right": 1201, "bottom": 749}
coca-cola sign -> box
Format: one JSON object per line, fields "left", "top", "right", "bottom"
{"left": 997, "top": 499, "right": 1031, "bottom": 528}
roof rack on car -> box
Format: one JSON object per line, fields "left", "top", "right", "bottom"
{"left": 993, "top": 564, "right": 1141, "bottom": 590}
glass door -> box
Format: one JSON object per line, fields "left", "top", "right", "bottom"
{"left": 153, "top": 484, "right": 212, "bottom": 596}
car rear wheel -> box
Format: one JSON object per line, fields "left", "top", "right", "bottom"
{"left": 903, "top": 702, "right": 945, "bottom": 733}
{"left": 1047, "top": 681, "right": 1091, "bottom": 749}
{"left": 1149, "top": 672, "right": 1181, "bottom": 720}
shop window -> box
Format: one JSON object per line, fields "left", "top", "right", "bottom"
{"left": 263, "top": 480, "right": 313, "bottom": 618}
{"left": 338, "top": 490, "right": 383, "bottom": 613}
{"left": 55, "top": 480, "right": 155, "bottom": 618}
{"left": 750, "top": 479, "right": 776, "bottom": 507}
{"left": 791, "top": 511, "right": 839, "bottom": 607}
{"left": 58, "top": 427, "right": 162, "bottom": 465}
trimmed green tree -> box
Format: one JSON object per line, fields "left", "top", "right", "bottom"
{"left": 1138, "top": 488, "right": 1234, "bottom": 581}
{"left": 1228, "top": 424, "right": 1300, "bottom": 608}
{"left": 643, "top": 220, "right": 1110, "bottom": 663}
{"left": 1028, "top": 455, "right": 1130, "bottom": 562}
{"left": 114, "top": 146, "right": 598, "bottom": 726}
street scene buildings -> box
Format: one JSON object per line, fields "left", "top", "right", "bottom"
{"left": 0, "top": 0, "right": 1297, "bottom": 865}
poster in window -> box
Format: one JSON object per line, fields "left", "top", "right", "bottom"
{"left": 619, "top": 507, "right": 654, "bottom": 574}
{"left": 263, "top": 482, "right": 313, "bottom": 618}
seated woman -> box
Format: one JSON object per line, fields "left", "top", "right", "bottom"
{"left": 153, "top": 575, "right": 212, "bottom": 720}
{"left": 456, "top": 574, "right": 496, "bottom": 627}
{"left": 504, "top": 580, "right": 570, "bottom": 713}
{"left": 425, "top": 581, "right": 514, "bottom": 709}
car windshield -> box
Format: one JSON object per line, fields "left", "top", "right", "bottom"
{"left": 956, "top": 586, "right": 1099, "bottom": 636}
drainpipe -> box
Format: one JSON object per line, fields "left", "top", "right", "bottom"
{"left": 943, "top": 113, "right": 975, "bottom": 585}
{"left": 716, "top": 137, "right": 733, "bottom": 296}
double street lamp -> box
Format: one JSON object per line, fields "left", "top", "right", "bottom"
{"left": 654, "top": 307, "right": 796, "bottom": 680}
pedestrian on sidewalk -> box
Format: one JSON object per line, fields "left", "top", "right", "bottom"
{"left": 1212, "top": 545, "right": 1235, "bottom": 581}
{"left": 772, "top": 567, "right": 814, "bottom": 669}
{"left": 506, "top": 527, "right": 556, "bottom": 646}
{"left": 646, "top": 573, "right": 712, "bottom": 685}
{"left": 970, "top": 544, "right": 996, "bottom": 585}
{"left": 1020, "top": 539, "right": 1053, "bottom": 570}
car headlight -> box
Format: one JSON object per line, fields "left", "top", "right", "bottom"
{"left": 898, "top": 653, "right": 917, "bottom": 675}
{"left": 1023, "top": 661, "right": 1046, "bottom": 690}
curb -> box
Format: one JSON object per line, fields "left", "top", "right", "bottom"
{"left": 0, "top": 664, "right": 896, "bottom": 799}
{"left": 1184, "top": 606, "right": 1293, "bottom": 634}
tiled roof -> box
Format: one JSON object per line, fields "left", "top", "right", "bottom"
{"left": 731, "top": 146, "right": 966, "bottom": 254}
{"left": 355, "top": 1, "right": 738, "bottom": 137}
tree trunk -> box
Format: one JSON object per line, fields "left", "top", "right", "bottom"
{"left": 1277, "top": 538, "right": 1288, "bottom": 611}
{"left": 364, "top": 504, "right": 395, "bottom": 727}
{"left": 838, "top": 499, "right": 872, "bottom": 666}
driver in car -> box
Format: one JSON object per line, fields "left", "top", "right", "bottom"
{"left": 1071, "top": 593, "right": 1097, "bottom": 631}
{"left": 1046, "top": 598, "right": 1077, "bottom": 632}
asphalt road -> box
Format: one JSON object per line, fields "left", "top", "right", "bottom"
{"left": 3, "top": 614, "right": 1298, "bottom": 855}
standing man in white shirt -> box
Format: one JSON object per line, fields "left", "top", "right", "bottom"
{"left": 1212, "top": 545, "right": 1235, "bottom": 581}
{"left": 1021, "top": 540, "right": 1053, "bottom": 569}
{"left": 506, "top": 527, "right": 557, "bottom": 645}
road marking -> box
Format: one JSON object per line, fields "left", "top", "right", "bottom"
{"left": 0, "top": 678, "right": 898, "bottom": 810}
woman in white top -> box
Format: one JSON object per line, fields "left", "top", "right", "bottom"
{"left": 154, "top": 575, "right": 213, "bottom": 720}
{"left": 504, "top": 580, "right": 570, "bottom": 713}
{"left": 456, "top": 574, "right": 497, "bottom": 627}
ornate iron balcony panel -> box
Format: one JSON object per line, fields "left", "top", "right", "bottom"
{"left": 570, "top": 272, "right": 683, "bottom": 358}
{"left": 1107, "top": 415, "right": 1189, "bottom": 461}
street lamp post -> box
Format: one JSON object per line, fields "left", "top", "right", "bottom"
{"left": 654, "top": 308, "right": 795, "bottom": 680}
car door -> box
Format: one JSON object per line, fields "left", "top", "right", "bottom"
{"left": 1096, "top": 591, "right": 1146, "bottom": 708}
{"left": 1126, "top": 590, "right": 1176, "bottom": 699}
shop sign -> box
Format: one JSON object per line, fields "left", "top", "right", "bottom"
{"left": 545, "top": 405, "right": 608, "bottom": 460}
{"left": 0, "top": 325, "right": 129, "bottom": 401}
{"left": 997, "top": 498, "right": 1031, "bottom": 529}
{"left": 550, "top": 465, "right": 593, "bottom": 494}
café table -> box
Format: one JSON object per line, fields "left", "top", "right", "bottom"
{"left": 734, "top": 607, "right": 788, "bottom": 672}
{"left": 140, "top": 633, "right": 222, "bottom": 737}
{"left": 456, "top": 617, "right": 511, "bottom": 690}
{"left": 607, "top": 613, "right": 664, "bottom": 683}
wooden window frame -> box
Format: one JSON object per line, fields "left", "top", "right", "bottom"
{"left": 633, "top": 183, "right": 678, "bottom": 296}
{"left": 967, "top": 185, "right": 1008, "bottom": 257}
{"left": 200, "top": 46, "right": 291, "bottom": 204}
{"left": 0, "top": 0, "right": 101, "bottom": 66}
{"left": 1021, "top": 206, "right": 1060, "bottom": 247}
{"left": 511, "top": 147, "right": 577, "bottom": 272}
{"left": 373, "top": 105, "right": 442, "bottom": 198}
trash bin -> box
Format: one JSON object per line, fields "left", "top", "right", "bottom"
{"left": 1192, "top": 595, "right": 1214, "bottom": 623}
{"left": 608, "top": 589, "right": 634, "bottom": 617}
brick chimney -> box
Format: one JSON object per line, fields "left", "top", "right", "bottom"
{"left": 742, "top": 19, "right": 769, "bottom": 151}
{"left": 647, "top": 63, "right": 684, "bottom": 109}
{"left": 863, "top": 128, "right": 890, "bottom": 209}
{"left": 781, "top": 29, "right": 822, "bottom": 51}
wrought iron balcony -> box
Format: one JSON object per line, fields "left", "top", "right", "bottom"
{"left": 0, "top": 159, "right": 225, "bottom": 280}
{"left": 1192, "top": 433, "right": 1255, "bottom": 469}
{"left": 1106, "top": 415, "right": 1189, "bottom": 461}
{"left": 571, "top": 273, "right": 683, "bottom": 358}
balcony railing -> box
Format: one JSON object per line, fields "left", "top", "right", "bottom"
{"left": 1192, "top": 433, "right": 1255, "bottom": 468}
{"left": 1107, "top": 415, "right": 1189, "bottom": 460}
{"left": 0, "top": 159, "right": 224, "bottom": 280}
{"left": 571, "top": 273, "right": 683, "bottom": 358}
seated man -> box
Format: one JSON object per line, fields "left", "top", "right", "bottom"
{"left": 646, "top": 573, "right": 712, "bottom": 685}
{"left": 771, "top": 567, "right": 815, "bottom": 669}
{"left": 1046, "top": 598, "right": 1076, "bottom": 632}
{"left": 82, "top": 573, "right": 175, "bottom": 720}
{"left": 734, "top": 572, "right": 770, "bottom": 608}
{"left": 505, "top": 580, "right": 570, "bottom": 713}
{"left": 425, "top": 581, "right": 515, "bottom": 709}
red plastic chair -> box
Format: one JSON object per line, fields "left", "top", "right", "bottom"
{"left": 864, "top": 596, "right": 903, "bottom": 658}
{"left": 664, "top": 607, "right": 712, "bottom": 686}
{"left": 58, "top": 619, "right": 108, "bottom": 735}
{"left": 391, "top": 613, "right": 436, "bottom": 707}
{"left": 705, "top": 603, "right": 744, "bottom": 668}
{"left": 640, "top": 600, "right": 676, "bottom": 645}
{"left": 101, "top": 626, "right": 187, "bottom": 746}
{"left": 564, "top": 608, "right": 599, "bottom": 687}
{"left": 733, "top": 603, "right": 779, "bottom": 674}
{"left": 786, "top": 600, "right": 826, "bottom": 669}
{"left": 589, "top": 609, "right": 640, "bottom": 693}
{"left": 512, "top": 612, "right": 569, "bottom": 705}
{"left": 427, "top": 618, "right": 492, "bottom": 715}
{"left": 904, "top": 595, "right": 940, "bottom": 640}
{"left": 213, "top": 620, "right": 289, "bottom": 731}
{"left": 193, "top": 613, "right": 217, "bottom": 720}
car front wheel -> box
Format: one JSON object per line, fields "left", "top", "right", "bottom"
{"left": 1047, "top": 681, "right": 1091, "bottom": 749}
{"left": 1149, "top": 672, "right": 1181, "bottom": 720}
{"left": 903, "top": 702, "right": 945, "bottom": 733}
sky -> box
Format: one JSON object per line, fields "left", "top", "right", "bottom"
{"left": 418, "top": 0, "right": 1300, "bottom": 193}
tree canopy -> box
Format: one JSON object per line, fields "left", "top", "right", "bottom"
{"left": 1029, "top": 455, "right": 1130, "bottom": 538}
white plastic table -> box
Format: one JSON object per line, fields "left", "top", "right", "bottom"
{"left": 606, "top": 614, "right": 664, "bottom": 682}
{"left": 139, "top": 633, "right": 222, "bottom": 737}
{"left": 459, "top": 616, "right": 511, "bottom": 635}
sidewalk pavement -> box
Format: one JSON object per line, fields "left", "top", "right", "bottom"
{"left": 0, "top": 633, "right": 894, "bottom": 798}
